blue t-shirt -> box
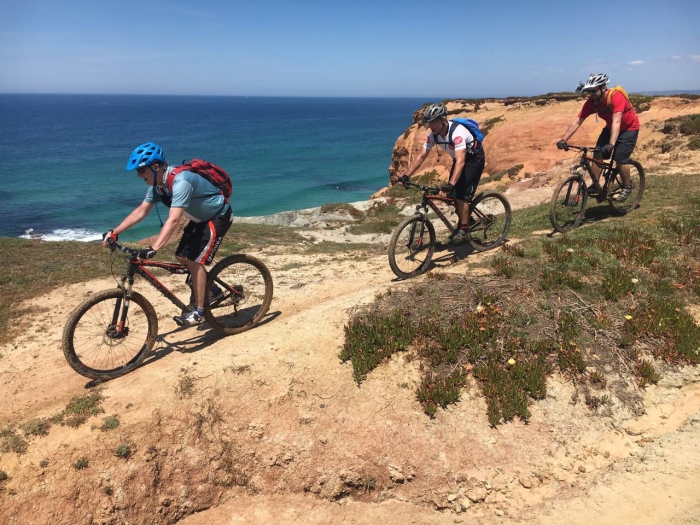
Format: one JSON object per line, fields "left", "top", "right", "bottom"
{"left": 145, "top": 168, "right": 227, "bottom": 223}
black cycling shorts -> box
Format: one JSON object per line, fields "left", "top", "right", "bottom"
{"left": 595, "top": 128, "right": 638, "bottom": 164}
{"left": 175, "top": 207, "right": 233, "bottom": 265}
{"left": 451, "top": 149, "right": 485, "bottom": 203}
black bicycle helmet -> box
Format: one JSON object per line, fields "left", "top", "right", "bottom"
{"left": 423, "top": 102, "right": 447, "bottom": 123}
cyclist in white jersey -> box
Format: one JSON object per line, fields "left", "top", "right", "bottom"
{"left": 400, "top": 102, "right": 486, "bottom": 243}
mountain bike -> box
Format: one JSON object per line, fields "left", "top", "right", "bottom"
{"left": 388, "top": 181, "right": 511, "bottom": 279}
{"left": 550, "top": 144, "right": 645, "bottom": 233}
{"left": 62, "top": 240, "right": 273, "bottom": 381}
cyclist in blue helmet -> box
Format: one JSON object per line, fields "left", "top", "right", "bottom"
{"left": 102, "top": 142, "right": 233, "bottom": 327}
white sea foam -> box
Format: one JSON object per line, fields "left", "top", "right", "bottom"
{"left": 20, "top": 228, "right": 102, "bottom": 242}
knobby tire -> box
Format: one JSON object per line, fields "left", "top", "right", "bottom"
{"left": 467, "top": 192, "right": 512, "bottom": 251}
{"left": 388, "top": 215, "right": 436, "bottom": 279}
{"left": 550, "top": 174, "right": 588, "bottom": 233}
{"left": 62, "top": 289, "right": 158, "bottom": 381}
{"left": 204, "top": 254, "right": 273, "bottom": 335}
{"left": 608, "top": 159, "right": 645, "bottom": 215}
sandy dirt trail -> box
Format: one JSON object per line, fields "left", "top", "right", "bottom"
{"left": 2, "top": 238, "right": 699, "bottom": 524}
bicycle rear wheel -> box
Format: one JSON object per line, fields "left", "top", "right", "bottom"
{"left": 467, "top": 192, "right": 512, "bottom": 251}
{"left": 388, "top": 215, "right": 436, "bottom": 279}
{"left": 550, "top": 175, "right": 588, "bottom": 233}
{"left": 608, "top": 159, "right": 645, "bottom": 215}
{"left": 205, "top": 254, "right": 273, "bottom": 335}
{"left": 62, "top": 289, "right": 158, "bottom": 380}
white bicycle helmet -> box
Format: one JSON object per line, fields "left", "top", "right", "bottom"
{"left": 578, "top": 73, "right": 609, "bottom": 93}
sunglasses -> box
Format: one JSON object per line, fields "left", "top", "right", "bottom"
{"left": 136, "top": 165, "right": 156, "bottom": 174}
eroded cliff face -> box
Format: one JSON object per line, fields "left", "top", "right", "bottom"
{"left": 385, "top": 94, "right": 700, "bottom": 192}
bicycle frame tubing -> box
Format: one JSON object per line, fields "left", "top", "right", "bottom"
{"left": 421, "top": 193, "right": 459, "bottom": 233}
{"left": 118, "top": 258, "right": 191, "bottom": 313}
{"left": 575, "top": 146, "right": 617, "bottom": 197}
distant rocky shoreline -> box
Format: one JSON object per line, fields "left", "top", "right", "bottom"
{"left": 233, "top": 199, "right": 384, "bottom": 228}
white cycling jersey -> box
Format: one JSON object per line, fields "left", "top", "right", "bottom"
{"left": 423, "top": 120, "right": 476, "bottom": 159}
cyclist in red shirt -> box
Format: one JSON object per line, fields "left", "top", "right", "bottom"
{"left": 557, "top": 74, "right": 640, "bottom": 201}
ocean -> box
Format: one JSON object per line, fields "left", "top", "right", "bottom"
{"left": 0, "top": 94, "right": 425, "bottom": 242}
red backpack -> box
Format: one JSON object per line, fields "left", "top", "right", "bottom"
{"left": 165, "top": 159, "right": 232, "bottom": 203}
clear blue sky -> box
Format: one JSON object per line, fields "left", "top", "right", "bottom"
{"left": 2, "top": 0, "right": 699, "bottom": 97}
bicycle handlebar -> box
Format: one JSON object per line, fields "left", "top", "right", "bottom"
{"left": 401, "top": 180, "right": 442, "bottom": 195}
{"left": 562, "top": 144, "right": 601, "bottom": 154}
{"left": 105, "top": 238, "right": 141, "bottom": 257}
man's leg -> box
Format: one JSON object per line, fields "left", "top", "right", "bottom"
{"left": 450, "top": 151, "right": 484, "bottom": 243}
{"left": 612, "top": 130, "right": 638, "bottom": 201}
{"left": 173, "top": 221, "right": 210, "bottom": 327}
{"left": 617, "top": 163, "right": 632, "bottom": 186}
{"left": 180, "top": 257, "right": 207, "bottom": 310}
{"left": 456, "top": 199, "right": 470, "bottom": 228}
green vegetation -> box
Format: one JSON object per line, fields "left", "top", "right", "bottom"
{"left": 484, "top": 164, "right": 524, "bottom": 184}
{"left": 20, "top": 418, "right": 51, "bottom": 437}
{"left": 346, "top": 200, "right": 402, "bottom": 235}
{"left": 480, "top": 116, "right": 504, "bottom": 136}
{"left": 115, "top": 443, "right": 132, "bottom": 459}
{"left": 99, "top": 415, "right": 120, "bottom": 432}
{"left": 320, "top": 202, "right": 363, "bottom": 218}
{"left": 341, "top": 171, "right": 700, "bottom": 424}
{"left": 629, "top": 94, "right": 654, "bottom": 113}
{"left": 74, "top": 458, "right": 89, "bottom": 470}
{"left": 0, "top": 427, "right": 28, "bottom": 454}
{"left": 62, "top": 391, "right": 105, "bottom": 428}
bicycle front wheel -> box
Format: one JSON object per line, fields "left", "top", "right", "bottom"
{"left": 62, "top": 289, "right": 158, "bottom": 380}
{"left": 550, "top": 175, "right": 588, "bottom": 233}
{"left": 388, "top": 215, "right": 436, "bottom": 279}
{"left": 468, "top": 192, "right": 512, "bottom": 251}
{"left": 205, "top": 254, "right": 273, "bottom": 335}
{"left": 609, "top": 159, "right": 645, "bottom": 215}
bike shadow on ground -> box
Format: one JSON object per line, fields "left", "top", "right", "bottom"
{"left": 159, "top": 309, "right": 282, "bottom": 355}
{"left": 83, "top": 311, "right": 282, "bottom": 386}
{"left": 547, "top": 204, "right": 622, "bottom": 237}
{"left": 423, "top": 239, "right": 494, "bottom": 273}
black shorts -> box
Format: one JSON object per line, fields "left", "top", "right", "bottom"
{"left": 451, "top": 149, "right": 485, "bottom": 203}
{"left": 175, "top": 207, "right": 233, "bottom": 265}
{"left": 595, "top": 128, "right": 638, "bottom": 164}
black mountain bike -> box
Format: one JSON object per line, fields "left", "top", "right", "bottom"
{"left": 550, "top": 144, "right": 645, "bottom": 233}
{"left": 62, "top": 240, "right": 273, "bottom": 380}
{"left": 388, "top": 181, "right": 511, "bottom": 279}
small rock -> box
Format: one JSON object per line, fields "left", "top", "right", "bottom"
{"left": 604, "top": 451, "right": 610, "bottom": 458}
{"left": 466, "top": 487, "right": 488, "bottom": 503}
{"left": 578, "top": 465, "right": 586, "bottom": 473}
{"left": 495, "top": 509, "right": 505, "bottom": 517}
{"left": 460, "top": 499, "right": 471, "bottom": 511}
{"left": 447, "top": 493, "right": 458, "bottom": 502}
{"left": 519, "top": 478, "right": 532, "bottom": 489}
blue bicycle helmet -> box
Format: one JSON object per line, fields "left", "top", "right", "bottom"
{"left": 126, "top": 142, "right": 165, "bottom": 170}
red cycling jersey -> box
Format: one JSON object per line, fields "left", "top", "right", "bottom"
{"left": 578, "top": 91, "right": 640, "bottom": 131}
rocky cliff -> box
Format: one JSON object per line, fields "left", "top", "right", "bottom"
{"left": 383, "top": 93, "right": 700, "bottom": 193}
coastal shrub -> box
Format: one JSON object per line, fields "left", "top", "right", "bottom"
{"left": 320, "top": 203, "right": 363, "bottom": 219}
{"left": 480, "top": 116, "right": 504, "bottom": 136}
{"left": 0, "top": 427, "right": 28, "bottom": 454}
{"left": 340, "top": 309, "right": 415, "bottom": 384}
{"left": 486, "top": 164, "right": 523, "bottom": 183}
{"left": 629, "top": 94, "right": 654, "bottom": 113}
{"left": 662, "top": 114, "right": 700, "bottom": 136}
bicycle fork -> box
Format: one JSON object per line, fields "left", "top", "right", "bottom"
{"left": 110, "top": 276, "right": 135, "bottom": 338}
{"left": 408, "top": 214, "right": 428, "bottom": 249}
